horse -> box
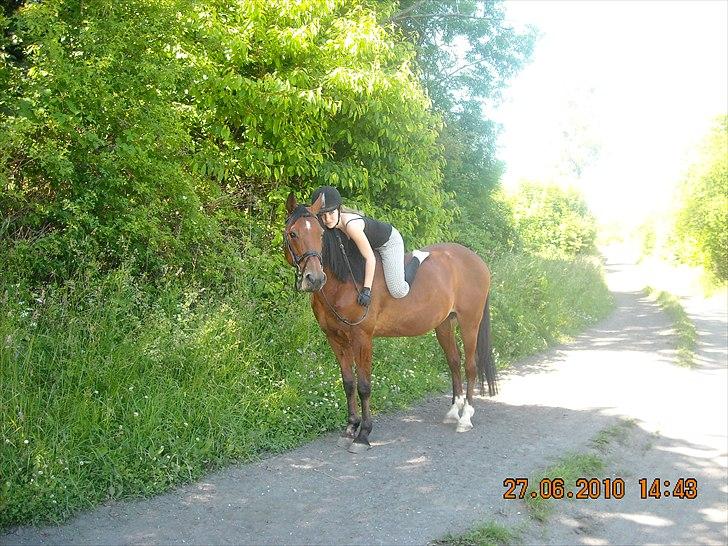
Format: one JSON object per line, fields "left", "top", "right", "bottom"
{"left": 283, "top": 193, "right": 497, "bottom": 453}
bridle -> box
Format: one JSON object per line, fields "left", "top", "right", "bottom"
{"left": 284, "top": 211, "right": 324, "bottom": 288}
{"left": 285, "top": 208, "right": 369, "bottom": 326}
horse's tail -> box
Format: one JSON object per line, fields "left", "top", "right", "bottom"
{"left": 476, "top": 295, "right": 498, "bottom": 396}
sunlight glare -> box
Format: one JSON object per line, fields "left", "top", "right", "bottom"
{"left": 495, "top": 1, "right": 728, "bottom": 228}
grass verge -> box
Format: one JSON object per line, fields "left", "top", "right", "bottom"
{"left": 1, "top": 253, "right": 613, "bottom": 529}
{"left": 524, "top": 419, "right": 636, "bottom": 522}
{"left": 524, "top": 453, "right": 606, "bottom": 522}
{"left": 489, "top": 255, "right": 613, "bottom": 366}
{"left": 441, "top": 419, "right": 637, "bottom": 544}
{"left": 434, "top": 521, "right": 522, "bottom": 546}
{"left": 646, "top": 287, "right": 698, "bottom": 367}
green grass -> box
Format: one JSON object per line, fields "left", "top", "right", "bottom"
{"left": 646, "top": 287, "right": 698, "bottom": 367}
{"left": 489, "top": 254, "right": 613, "bottom": 367}
{"left": 524, "top": 453, "right": 606, "bottom": 522}
{"left": 524, "top": 419, "right": 635, "bottom": 522}
{"left": 590, "top": 419, "right": 636, "bottom": 453}
{"left": 1, "top": 253, "right": 613, "bottom": 528}
{"left": 435, "top": 521, "right": 521, "bottom": 546}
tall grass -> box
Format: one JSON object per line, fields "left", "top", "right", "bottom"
{"left": 489, "top": 254, "right": 613, "bottom": 365}
{"left": 1, "top": 253, "right": 613, "bottom": 527}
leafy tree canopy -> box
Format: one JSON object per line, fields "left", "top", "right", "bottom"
{"left": 0, "top": 0, "right": 453, "bottom": 284}
{"left": 672, "top": 115, "right": 728, "bottom": 281}
{"left": 383, "top": 0, "right": 535, "bottom": 244}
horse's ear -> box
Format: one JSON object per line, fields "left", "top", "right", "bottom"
{"left": 285, "top": 192, "right": 298, "bottom": 215}
{"left": 309, "top": 193, "right": 323, "bottom": 215}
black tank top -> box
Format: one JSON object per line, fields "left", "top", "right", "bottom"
{"left": 346, "top": 216, "right": 393, "bottom": 249}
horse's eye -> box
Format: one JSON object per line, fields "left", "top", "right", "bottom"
{"left": 289, "top": 231, "right": 298, "bottom": 239}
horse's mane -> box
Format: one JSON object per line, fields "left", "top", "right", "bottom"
{"left": 322, "top": 229, "right": 366, "bottom": 285}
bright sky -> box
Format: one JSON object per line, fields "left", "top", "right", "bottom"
{"left": 494, "top": 0, "right": 728, "bottom": 227}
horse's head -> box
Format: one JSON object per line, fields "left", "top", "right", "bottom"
{"left": 284, "top": 192, "right": 327, "bottom": 292}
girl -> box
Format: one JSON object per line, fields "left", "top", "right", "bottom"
{"left": 310, "top": 186, "right": 429, "bottom": 307}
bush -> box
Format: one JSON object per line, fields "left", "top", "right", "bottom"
{"left": 507, "top": 182, "right": 598, "bottom": 258}
{"left": 0, "top": 0, "right": 450, "bottom": 286}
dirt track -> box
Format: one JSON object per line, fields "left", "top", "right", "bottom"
{"left": 2, "top": 256, "right": 727, "bottom": 545}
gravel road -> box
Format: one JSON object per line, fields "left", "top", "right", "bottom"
{"left": 2, "top": 256, "right": 726, "bottom": 546}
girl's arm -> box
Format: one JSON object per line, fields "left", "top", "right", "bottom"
{"left": 346, "top": 221, "right": 376, "bottom": 289}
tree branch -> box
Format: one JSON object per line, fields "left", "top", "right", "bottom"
{"left": 437, "top": 57, "right": 493, "bottom": 83}
{"left": 394, "top": 13, "right": 498, "bottom": 22}
{"left": 387, "top": 0, "right": 430, "bottom": 23}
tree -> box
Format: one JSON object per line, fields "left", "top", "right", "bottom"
{"left": 0, "top": 0, "right": 451, "bottom": 284}
{"left": 384, "top": 0, "right": 535, "bottom": 255}
{"left": 672, "top": 116, "right": 728, "bottom": 281}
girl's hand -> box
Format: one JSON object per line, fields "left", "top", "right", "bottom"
{"left": 357, "top": 287, "right": 372, "bottom": 307}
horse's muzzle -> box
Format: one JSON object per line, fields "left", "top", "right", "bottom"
{"left": 299, "top": 271, "right": 327, "bottom": 292}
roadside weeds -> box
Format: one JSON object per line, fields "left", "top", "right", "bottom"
{"left": 645, "top": 287, "right": 697, "bottom": 367}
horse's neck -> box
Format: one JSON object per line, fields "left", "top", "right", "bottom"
{"left": 319, "top": 265, "right": 356, "bottom": 299}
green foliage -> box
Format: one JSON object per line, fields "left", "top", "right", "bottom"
{"left": 646, "top": 287, "right": 697, "bottom": 368}
{"left": 507, "top": 182, "right": 598, "bottom": 258}
{"left": 452, "top": 187, "right": 521, "bottom": 263}
{"left": 437, "top": 521, "right": 520, "bottom": 546}
{"left": 0, "top": 0, "right": 452, "bottom": 285}
{"left": 525, "top": 452, "right": 605, "bottom": 522}
{"left": 672, "top": 116, "right": 728, "bottom": 281}
{"left": 386, "top": 1, "right": 535, "bottom": 259}
{"left": 439, "top": 105, "right": 523, "bottom": 261}
{"left": 388, "top": 0, "right": 535, "bottom": 117}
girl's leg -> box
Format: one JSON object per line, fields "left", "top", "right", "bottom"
{"left": 377, "top": 228, "right": 410, "bottom": 298}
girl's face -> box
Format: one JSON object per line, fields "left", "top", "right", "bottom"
{"left": 318, "top": 209, "right": 339, "bottom": 229}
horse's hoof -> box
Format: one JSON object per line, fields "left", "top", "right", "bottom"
{"left": 347, "top": 441, "right": 371, "bottom": 454}
{"left": 337, "top": 436, "right": 355, "bottom": 448}
{"left": 456, "top": 423, "right": 473, "bottom": 433}
{"left": 443, "top": 415, "right": 459, "bottom": 424}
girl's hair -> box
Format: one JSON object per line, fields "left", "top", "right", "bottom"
{"left": 322, "top": 228, "right": 366, "bottom": 285}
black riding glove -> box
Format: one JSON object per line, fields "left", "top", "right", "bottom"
{"left": 357, "top": 287, "right": 372, "bottom": 307}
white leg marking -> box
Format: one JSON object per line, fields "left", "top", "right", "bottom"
{"left": 456, "top": 401, "right": 475, "bottom": 433}
{"left": 443, "top": 403, "right": 460, "bottom": 423}
{"left": 444, "top": 395, "right": 466, "bottom": 425}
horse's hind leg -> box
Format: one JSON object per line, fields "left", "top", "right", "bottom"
{"left": 456, "top": 317, "right": 480, "bottom": 433}
{"left": 435, "top": 318, "right": 465, "bottom": 425}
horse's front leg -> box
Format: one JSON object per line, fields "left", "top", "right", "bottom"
{"left": 325, "top": 333, "right": 360, "bottom": 446}
{"left": 349, "top": 332, "right": 373, "bottom": 453}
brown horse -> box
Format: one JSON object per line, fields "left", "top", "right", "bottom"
{"left": 284, "top": 193, "right": 497, "bottom": 453}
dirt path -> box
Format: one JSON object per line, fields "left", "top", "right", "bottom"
{"left": 2, "top": 258, "right": 727, "bottom": 546}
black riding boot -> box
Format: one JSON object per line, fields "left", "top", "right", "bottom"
{"left": 404, "top": 256, "right": 421, "bottom": 285}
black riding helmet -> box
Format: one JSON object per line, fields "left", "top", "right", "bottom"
{"left": 310, "top": 186, "right": 342, "bottom": 213}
